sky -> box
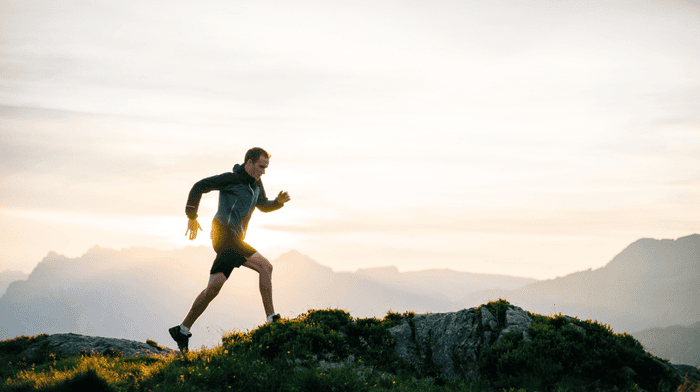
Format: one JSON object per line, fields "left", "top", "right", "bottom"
{"left": 1, "top": 0, "right": 699, "bottom": 280}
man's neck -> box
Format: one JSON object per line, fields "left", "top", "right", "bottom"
{"left": 239, "top": 165, "right": 256, "bottom": 183}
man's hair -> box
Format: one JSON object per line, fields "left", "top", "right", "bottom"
{"left": 244, "top": 147, "right": 270, "bottom": 164}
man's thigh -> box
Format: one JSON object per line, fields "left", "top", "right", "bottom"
{"left": 243, "top": 253, "right": 271, "bottom": 273}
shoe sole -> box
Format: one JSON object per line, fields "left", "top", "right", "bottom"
{"left": 169, "top": 327, "right": 190, "bottom": 354}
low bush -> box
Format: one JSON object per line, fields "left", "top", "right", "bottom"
{"left": 479, "top": 309, "right": 682, "bottom": 391}
{"left": 225, "top": 308, "right": 406, "bottom": 372}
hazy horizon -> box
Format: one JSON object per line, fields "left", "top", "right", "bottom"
{"left": 2, "top": 235, "right": 697, "bottom": 351}
{"left": 4, "top": 244, "right": 549, "bottom": 277}
{"left": 2, "top": 0, "right": 700, "bottom": 280}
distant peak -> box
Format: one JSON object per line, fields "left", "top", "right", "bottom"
{"left": 603, "top": 233, "right": 700, "bottom": 276}
{"left": 86, "top": 245, "right": 105, "bottom": 254}
{"left": 45, "top": 251, "right": 68, "bottom": 260}
{"left": 281, "top": 249, "right": 302, "bottom": 257}
{"left": 677, "top": 233, "right": 700, "bottom": 242}
{"left": 275, "top": 250, "right": 315, "bottom": 264}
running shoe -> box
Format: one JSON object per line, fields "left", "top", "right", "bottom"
{"left": 169, "top": 325, "right": 192, "bottom": 353}
{"left": 266, "top": 313, "right": 281, "bottom": 323}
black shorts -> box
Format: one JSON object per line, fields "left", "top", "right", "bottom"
{"left": 210, "top": 219, "right": 257, "bottom": 279}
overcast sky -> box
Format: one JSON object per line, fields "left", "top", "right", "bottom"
{"left": 1, "top": 0, "right": 699, "bottom": 279}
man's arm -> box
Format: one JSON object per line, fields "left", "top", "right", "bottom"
{"left": 185, "top": 172, "right": 237, "bottom": 219}
{"left": 256, "top": 190, "right": 291, "bottom": 212}
{"left": 184, "top": 172, "right": 237, "bottom": 240}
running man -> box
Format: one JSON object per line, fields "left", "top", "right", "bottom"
{"left": 169, "top": 147, "right": 290, "bottom": 353}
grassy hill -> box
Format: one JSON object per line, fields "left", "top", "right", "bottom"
{"left": 1, "top": 300, "right": 699, "bottom": 392}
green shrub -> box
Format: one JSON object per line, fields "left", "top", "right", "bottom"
{"left": 381, "top": 310, "right": 414, "bottom": 329}
{"left": 479, "top": 309, "right": 682, "bottom": 392}
{"left": 145, "top": 339, "right": 164, "bottom": 351}
{"left": 241, "top": 308, "right": 403, "bottom": 371}
{"left": 301, "top": 308, "right": 353, "bottom": 332}
{"left": 0, "top": 334, "right": 49, "bottom": 356}
{"left": 0, "top": 334, "right": 55, "bottom": 380}
{"left": 482, "top": 298, "right": 509, "bottom": 327}
{"left": 251, "top": 317, "right": 349, "bottom": 360}
{"left": 40, "top": 368, "right": 116, "bottom": 392}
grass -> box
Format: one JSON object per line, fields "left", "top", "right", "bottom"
{"left": 1, "top": 302, "right": 697, "bottom": 392}
{"left": 479, "top": 300, "right": 682, "bottom": 391}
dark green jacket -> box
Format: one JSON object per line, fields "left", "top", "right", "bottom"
{"left": 185, "top": 164, "right": 283, "bottom": 238}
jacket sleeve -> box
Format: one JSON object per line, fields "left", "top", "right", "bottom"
{"left": 255, "top": 182, "right": 284, "bottom": 213}
{"left": 185, "top": 173, "right": 237, "bottom": 219}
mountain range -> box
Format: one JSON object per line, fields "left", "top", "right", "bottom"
{"left": 631, "top": 321, "right": 700, "bottom": 367}
{"left": 0, "top": 246, "right": 532, "bottom": 350}
{"left": 0, "top": 270, "right": 29, "bottom": 297}
{"left": 462, "top": 234, "right": 700, "bottom": 334}
{"left": 1, "top": 234, "right": 698, "bottom": 365}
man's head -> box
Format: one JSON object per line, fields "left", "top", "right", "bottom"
{"left": 243, "top": 147, "right": 270, "bottom": 180}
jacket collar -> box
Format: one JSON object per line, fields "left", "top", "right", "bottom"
{"left": 233, "top": 163, "right": 257, "bottom": 185}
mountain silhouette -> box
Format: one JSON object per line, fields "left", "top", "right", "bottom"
{"left": 463, "top": 234, "right": 700, "bottom": 333}
{"left": 350, "top": 266, "right": 537, "bottom": 301}
{"left": 631, "top": 321, "right": 700, "bottom": 367}
{"left": 1, "top": 247, "right": 517, "bottom": 350}
{"left": 0, "top": 269, "right": 29, "bottom": 297}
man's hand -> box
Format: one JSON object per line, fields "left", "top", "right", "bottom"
{"left": 276, "top": 190, "right": 291, "bottom": 204}
{"left": 185, "top": 218, "right": 203, "bottom": 240}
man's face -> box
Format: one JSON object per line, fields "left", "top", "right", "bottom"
{"left": 245, "top": 156, "right": 269, "bottom": 180}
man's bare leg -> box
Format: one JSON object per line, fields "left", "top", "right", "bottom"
{"left": 182, "top": 272, "right": 227, "bottom": 329}
{"left": 243, "top": 253, "right": 275, "bottom": 317}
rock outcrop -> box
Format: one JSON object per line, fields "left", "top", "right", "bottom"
{"left": 388, "top": 302, "right": 700, "bottom": 388}
{"left": 20, "top": 333, "right": 175, "bottom": 358}
{"left": 389, "top": 304, "right": 533, "bottom": 379}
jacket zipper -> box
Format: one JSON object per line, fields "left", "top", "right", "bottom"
{"left": 227, "top": 201, "right": 237, "bottom": 225}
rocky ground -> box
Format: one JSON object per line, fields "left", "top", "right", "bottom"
{"left": 20, "top": 333, "right": 176, "bottom": 358}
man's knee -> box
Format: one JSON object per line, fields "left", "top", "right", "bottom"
{"left": 206, "top": 273, "right": 226, "bottom": 297}
{"left": 249, "top": 253, "right": 273, "bottom": 275}
{"left": 259, "top": 259, "right": 273, "bottom": 277}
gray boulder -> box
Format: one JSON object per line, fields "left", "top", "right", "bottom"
{"left": 20, "top": 333, "right": 175, "bottom": 358}
{"left": 389, "top": 304, "right": 534, "bottom": 379}
{"left": 495, "top": 305, "right": 533, "bottom": 343}
{"left": 388, "top": 303, "right": 700, "bottom": 390}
